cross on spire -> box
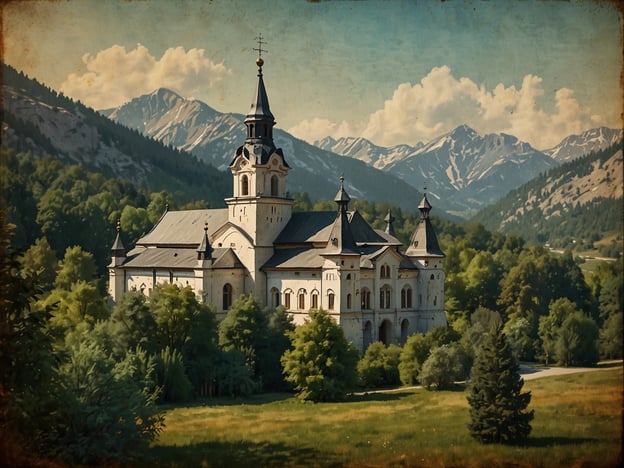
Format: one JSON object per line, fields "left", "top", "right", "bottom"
{"left": 254, "top": 33, "right": 268, "bottom": 59}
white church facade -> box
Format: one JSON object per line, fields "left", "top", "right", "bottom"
{"left": 108, "top": 54, "right": 446, "bottom": 353}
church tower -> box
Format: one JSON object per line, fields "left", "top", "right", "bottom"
{"left": 225, "top": 36, "right": 294, "bottom": 294}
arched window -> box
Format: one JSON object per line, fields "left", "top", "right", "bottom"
{"left": 380, "top": 264, "right": 390, "bottom": 278}
{"left": 361, "top": 288, "right": 371, "bottom": 309}
{"left": 346, "top": 293, "right": 352, "bottom": 309}
{"left": 380, "top": 285, "right": 391, "bottom": 309}
{"left": 434, "top": 295, "right": 437, "bottom": 306}
{"left": 311, "top": 290, "right": 319, "bottom": 309}
{"left": 327, "top": 290, "right": 335, "bottom": 310}
{"left": 430, "top": 273, "right": 435, "bottom": 280}
{"left": 270, "top": 175, "right": 279, "bottom": 196}
{"left": 241, "top": 175, "right": 249, "bottom": 196}
{"left": 400, "top": 319, "right": 410, "bottom": 344}
{"left": 271, "top": 287, "right": 280, "bottom": 308}
{"left": 401, "top": 286, "right": 412, "bottom": 308}
{"left": 298, "top": 289, "right": 306, "bottom": 310}
{"left": 222, "top": 283, "right": 232, "bottom": 310}
{"left": 363, "top": 321, "right": 373, "bottom": 350}
{"left": 284, "top": 289, "right": 292, "bottom": 309}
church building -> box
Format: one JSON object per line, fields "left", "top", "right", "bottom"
{"left": 108, "top": 53, "right": 446, "bottom": 353}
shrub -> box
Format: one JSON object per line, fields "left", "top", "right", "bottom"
{"left": 357, "top": 342, "right": 401, "bottom": 388}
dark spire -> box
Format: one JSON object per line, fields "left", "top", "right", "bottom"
{"left": 197, "top": 223, "right": 213, "bottom": 261}
{"left": 245, "top": 33, "right": 275, "bottom": 145}
{"left": 325, "top": 177, "right": 358, "bottom": 255}
{"left": 334, "top": 176, "right": 351, "bottom": 212}
{"left": 111, "top": 219, "right": 126, "bottom": 257}
{"left": 384, "top": 209, "right": 396, "bottom": 236}
{"left": 406, "top": 192, "right": 444, "bottom": 258}
{"left": 418, "top": 192, "right": 432, "bottom": 219}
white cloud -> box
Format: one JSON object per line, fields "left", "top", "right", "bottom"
{"left": 60, "top": 44, "right": 230, "bottom": 109}
{"left": 291, "top": 66, "right": 610, "bottom": 150}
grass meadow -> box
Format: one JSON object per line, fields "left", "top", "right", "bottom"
{"left": 144, "top": 366, "right": 622, "bottom": 467}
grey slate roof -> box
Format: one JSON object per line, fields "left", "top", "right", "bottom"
{"left": 274, "top": 212, "right": 336, "bottom": 244}
{"left": 405, "top": 218, "right": 445, "bottom": 258}
{"left": 123, "top": 247, "right": 243, "bottom": 269}
{"left": 262, "top": 248, "right": 326, "bottom": 270}
{"left": 137, "top": 209, "right": 228, "bottom": 247}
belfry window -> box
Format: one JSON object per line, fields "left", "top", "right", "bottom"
{"left": 241, "top": 175, "right": 249, "bottom": 196}
{"left": 271, "top": 175, "right": 279, "bottom": 196}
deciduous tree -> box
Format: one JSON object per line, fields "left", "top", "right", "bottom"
{"left": 281, "top": 309, "right": 358, "bottom": 402}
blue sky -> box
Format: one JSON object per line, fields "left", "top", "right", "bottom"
{"left": 3, "top": 0, "right": 622, "bottom": 149}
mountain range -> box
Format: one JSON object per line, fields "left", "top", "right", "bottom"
{"left": 2, "top": 61, "right": 621, "bottom": 223}
{"left": 104, "top": 86, "right": 621, "bottom": 218}
{"left": 317, "top": 126, "right": 622, "bottom": 217}
{"left": 1, "top": 64, "right": 229, "bottom": 206}
{"left": 101, "top": 88, "right": 429, "bottom": 213}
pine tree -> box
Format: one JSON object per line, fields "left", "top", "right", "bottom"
{"left": 467, "top": 323, "right": 533, "bottom": 444}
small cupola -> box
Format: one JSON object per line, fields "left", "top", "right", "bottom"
{"left": 324, "top": 177, "right": 358, "bottom": 255}
{"left": 110, "top": 219, "right": 126, "bottom": 267}
{"left": 384, "top": 210, "right": 396, "bottom": 237}
{"left": 197, "top": 223, "right": 214, "bottom": 262}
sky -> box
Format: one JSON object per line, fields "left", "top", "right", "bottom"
{"left": 3, "top": 0, "right": 622, "bottom": 150}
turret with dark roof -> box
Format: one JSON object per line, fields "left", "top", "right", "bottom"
{"left": 197, "top": 223, "right": 214, "bottom": 262}
{"left": 323, "top": 177, "right": 359, "bottom": 255}
{"left": 405, "top": 193, "right": 445, "bottom": 258}
{"left": 109, "top": 219, "right": 126, "bottom": 267}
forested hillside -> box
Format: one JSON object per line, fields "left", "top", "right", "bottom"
{"left": 472, "top": 140, "right": 623, "bottom": 255}
{"left": 1, "top": 63, "right": 231, "bottom": 206}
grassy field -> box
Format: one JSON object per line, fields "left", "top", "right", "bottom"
{"left": 144, "top": 366, "right": 622, "bottom": 467}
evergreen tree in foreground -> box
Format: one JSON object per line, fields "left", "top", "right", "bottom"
{"left": 467, "top": 323, "right": 533, "bottom": 444}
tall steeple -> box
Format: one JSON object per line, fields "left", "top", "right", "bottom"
{"left": 244, "top": 34, "right": 275, "bottom": 146}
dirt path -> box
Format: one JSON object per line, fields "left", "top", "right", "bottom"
{"left": 354, "top": 361, "right": 622, "bottom": 395}
{"left": 518, "top": 361, "right": 622, "bottom": 380}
